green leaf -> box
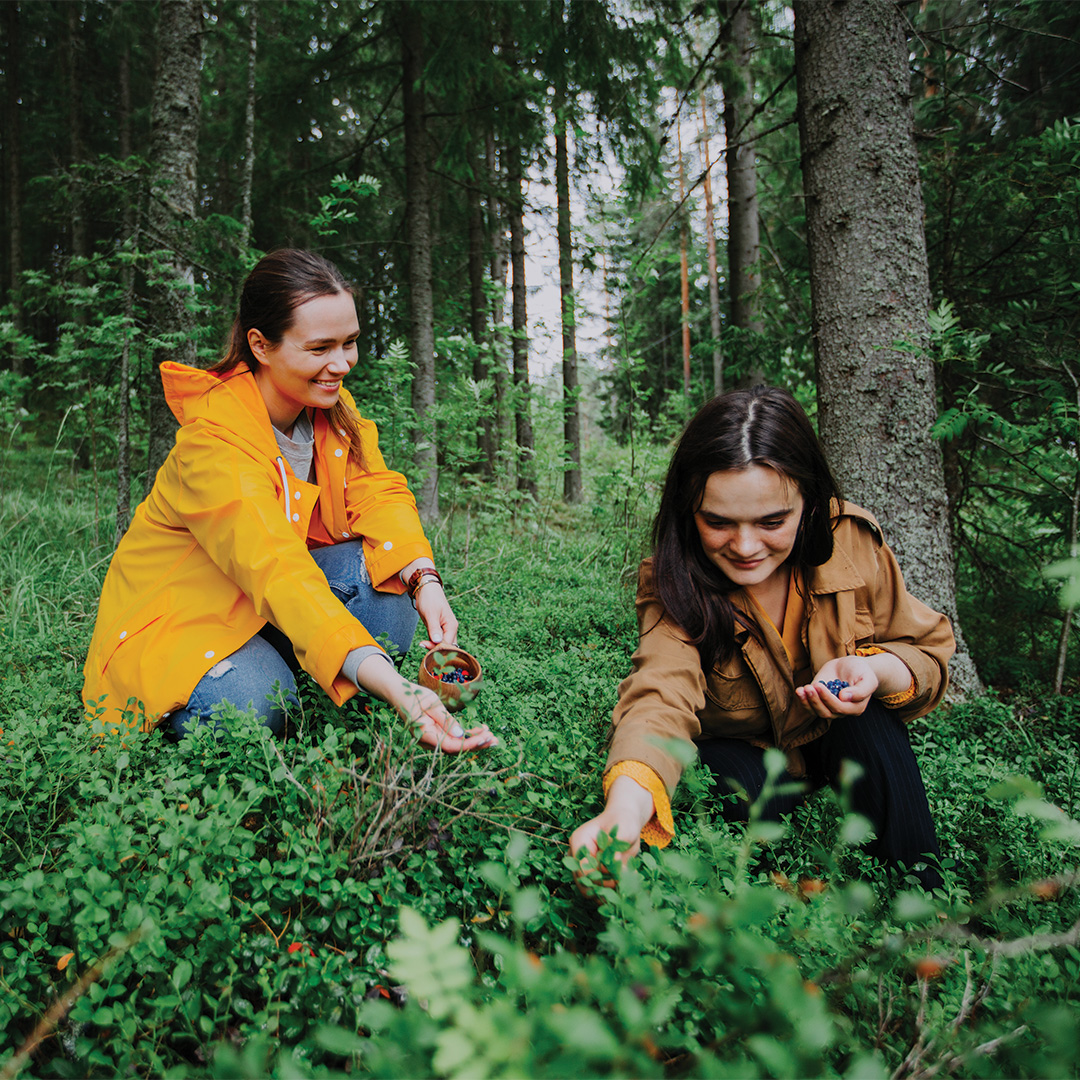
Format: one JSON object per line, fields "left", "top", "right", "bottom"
{"left": 839, "top": 813, "right": 875, "bottom": 846}
{"left": 986, "top": 775, "right": 1043, "bottom": 800}
{"left": 892, "top": 891, "right": 937, "bottom": 923}
{"left": 314, "top": 1025, "right": 368, "bottom": 1055}
{"left": 546, "top": 1006, "right": 619, "bottom": 1056}
{"left": 172, "top": 959, "right": 192, "bottom": 993}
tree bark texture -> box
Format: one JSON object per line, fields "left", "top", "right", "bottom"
{"left": 146, "top": 0, "right": 202, "bottom": 481}
{"left": 555, "top": 98, "right": 582, "bottom": 503}
{"left": 4, "top": 0, "right": 24, "bottom": 375}
{"left": 467, "top": 159, "right": 495, "bottom": 478}
{"left": 794, "top": 0, "right": 982, "bottom": 695}
{"left": 486, "top": 126, "right": 510, "bottom": 457}
{"left": 507, "top": 142, "right": 536, "bottom": 499}
{"left": 238, "top": 2, "right": 257, "bottom": 255}
{"left": 677, "top": 120, "right": 691, "bottom": 398}
{"left": 67, "top": 3, "right": 89, "bottom": 311}
{"left": 700, "top": 95, "right": 723, "bottom": 397}
{"left": 722, "top": 0, "right": 763, "bottom": 343}
{"left": 400, "top": 2, "right": 439, "bottom": 522}
{"left": 115, "top": 44, "right": 135, "bottom": 546}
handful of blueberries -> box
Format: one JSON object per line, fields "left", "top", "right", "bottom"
{"left": 819, "top": 679, "right": 850, "bottom": 696}
{"left": 439, "top": 667, "right": 473, "bottom": 685}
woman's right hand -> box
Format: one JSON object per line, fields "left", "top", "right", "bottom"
{"left": 356, "top": 655, "right": 497, "bottom": 753}
{"left": 568, "top": 775, "right": 655, "bottom": 890}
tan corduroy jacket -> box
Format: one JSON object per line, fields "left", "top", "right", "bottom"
{"left": 605, "top": 504, "right": 956, "bottom": 795}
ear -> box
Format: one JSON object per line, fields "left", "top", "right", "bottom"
{"left": 247, "top": 327, "right": 271, "bottom": 367}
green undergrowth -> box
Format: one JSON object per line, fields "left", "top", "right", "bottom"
{"left": 1, "top": 473, "right": 1079, "bottom": 1078}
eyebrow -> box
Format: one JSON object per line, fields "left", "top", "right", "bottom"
{"left": 697, "top": 506, "right": 795, "bottom": 520}
{"left": 299, "top": 332, "right": 359, "bottom": 347}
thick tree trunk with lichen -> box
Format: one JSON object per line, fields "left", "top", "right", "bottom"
{"left": 145, "top": 0, "right": 202, "bottom": 482}
{"left": 794, "top": 0, "right": 982, "bottom": 696}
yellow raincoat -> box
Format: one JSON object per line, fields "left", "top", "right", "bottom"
{"left": 83, "top": 362, "right": 433, "bottom": 735}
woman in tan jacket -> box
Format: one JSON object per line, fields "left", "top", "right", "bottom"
{"left": 569, "top": 387, "right": 954, "bottom": 889}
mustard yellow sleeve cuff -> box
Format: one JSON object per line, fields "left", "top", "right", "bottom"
{"left": 856, "top": 646, "right": 916, "bottom": 707}
{"left": 604, "top": 760, "right": 675, "bottom": 848}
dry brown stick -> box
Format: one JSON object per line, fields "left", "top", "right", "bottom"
{"left": 1, "top": 925, "right": 148, "bottom": 1080}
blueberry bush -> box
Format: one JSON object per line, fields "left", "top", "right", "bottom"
{"left": 1, "top": 450, "right": 1079, "bottom": 1080}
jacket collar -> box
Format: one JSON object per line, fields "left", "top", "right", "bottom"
{"left": 808, "top": 540, "right": 865, "bottom": 595}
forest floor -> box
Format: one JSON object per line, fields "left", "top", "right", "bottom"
{"left": 1, "top": 454, "right": 1078, "bottom": 1079}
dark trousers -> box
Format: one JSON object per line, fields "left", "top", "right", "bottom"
{"left": 695, "top": 700, "right": 942, "bottom": 890}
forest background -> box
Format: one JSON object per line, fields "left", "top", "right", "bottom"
{"left": 2, "top": 1, "right": 1080, "bottom": 1078}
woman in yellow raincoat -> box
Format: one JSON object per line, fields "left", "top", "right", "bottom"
{"left": 83, "top": 249, "right": 495, "bottom": 754}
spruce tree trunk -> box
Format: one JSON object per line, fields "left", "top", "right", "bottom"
{"left": 238, "top": 2, "right": 257, "bottom": 256}
{"left": 467, "top": 161, "right": 495, "bottom": 478}
{"left": 145, "top": 0, "right": 202, "bottom": 481}
{"left": 115, "top": 44, "right": 135, "bottom": 546}
{"left": 555, "top": 97, "right": 582, "bottom": 503}
{"left": 722, "top": 0, "right": 764, "bottom": 384}
{"left": 400, "top": 2, "right": 439, "bottom": 522}
{"left": 700, "top": 95, "right": 723, "bottom": 397}
{"left": 677, "top": 120, "right": 691, "bottom": 399}
{"left": 507, "top": 142, "right": 537, "bottom": 499}
{"left": 4, "top": 0, "right": 24, "bottom": 377}
{"left": 794, "top": 0, "right": 982, "bottom": 696}
{"left": 486, "top": 127, "right": 510, "bottom": 460}
{"left": 67, "top": 3, "right": 89, "bottom": 315}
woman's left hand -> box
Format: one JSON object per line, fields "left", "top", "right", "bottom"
{"left": 414, "top": 582, "right": 459, "bottom": 651}
{"left": 796, "top": 656, "right": 877, "bottom": 718}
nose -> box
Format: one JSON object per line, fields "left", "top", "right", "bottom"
{"left": 728, "top": 526, "right": 759, "bottom": 557}
{"left": 326, "top": 346, "right": 355, "bottom": 374}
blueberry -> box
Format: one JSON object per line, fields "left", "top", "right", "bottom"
{"left": 438, "top": 668, "right": 473, "bottom": 684}
{"left": 819, "top": 679, "right": 850, "bottom": 696}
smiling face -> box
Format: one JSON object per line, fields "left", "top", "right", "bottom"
{"left": 248, "top": 290, "right": 359, "bottom": 433}
{"left": 693, "top": 465, "right": 805, "bottom": 588}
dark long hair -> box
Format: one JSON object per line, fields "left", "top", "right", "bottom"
{"left": 651, "top": 386, "right": 843, "bottom": 668}
{"left": 210, "top": 249, "right": 366, "bottom": 466}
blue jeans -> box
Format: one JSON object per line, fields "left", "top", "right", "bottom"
{"left": 169, "top": 541, "right": 418, "bottom": 738}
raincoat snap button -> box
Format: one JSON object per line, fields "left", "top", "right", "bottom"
{"left": 335, "top": 449, "right": 344, "bottom": 458}
{"left": 342, "top": 531, "right": 350, "bottom": 539}
{"left": 205, "top": 650, "right": 215, "bottom": 659}
{"left": 119, "top": 630, "right": 127, "bottom": 640}
{"left": 294, "top": 491, "right": 301, "bottom": 500}
{"left": 383, "top": 541, "right": 393, "bottom": 551}
{"left": 292, "top": 513, "right": 300, "bottom": 522}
